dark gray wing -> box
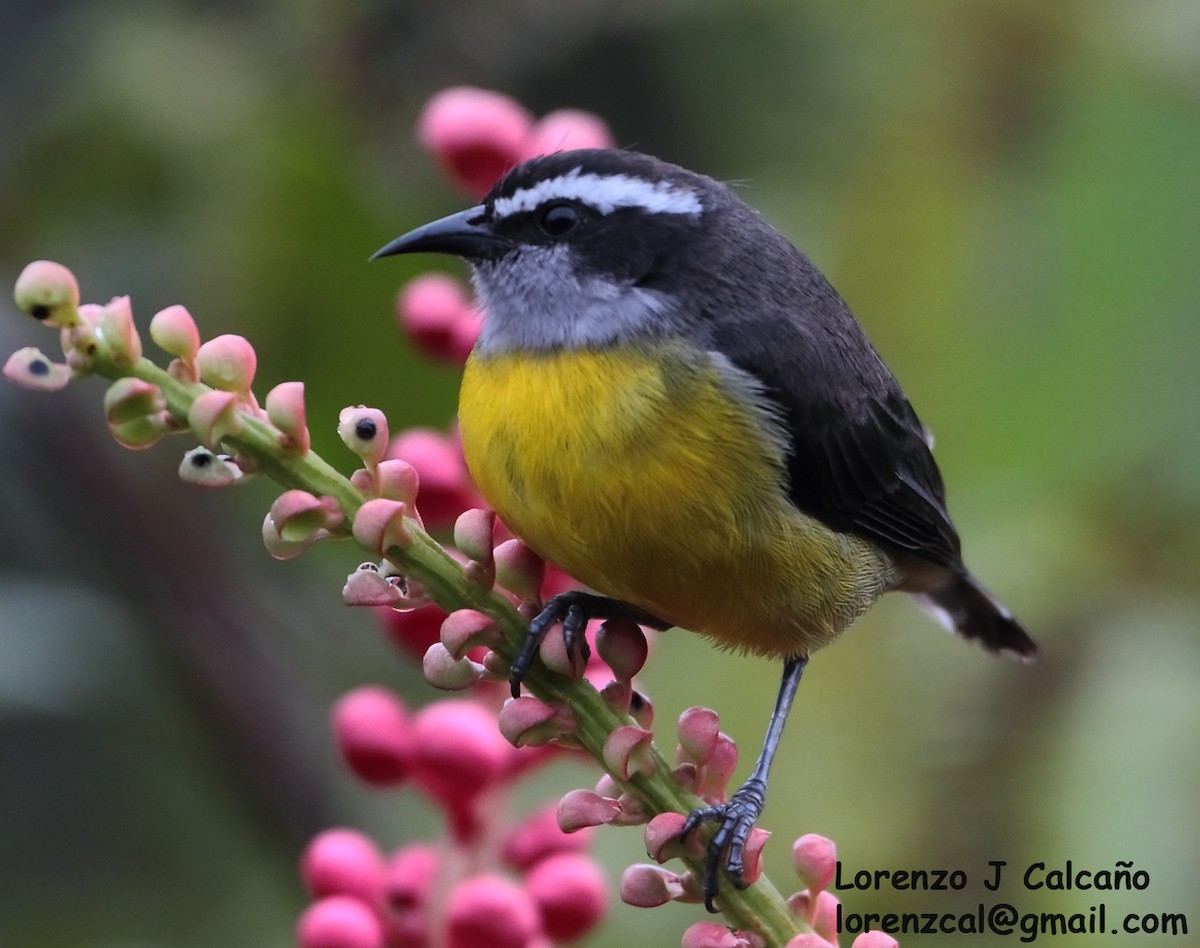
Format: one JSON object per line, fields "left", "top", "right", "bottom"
{"left": 705, "top": 275, "right": 964, "bottom": 571}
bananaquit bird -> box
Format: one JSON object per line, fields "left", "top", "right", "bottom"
{"left": 374, "top": 148, "right": 1037, "bottom": 904}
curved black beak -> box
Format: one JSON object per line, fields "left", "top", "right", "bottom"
{"left": 370, "top": 205, "right": 506, "bottom": 261}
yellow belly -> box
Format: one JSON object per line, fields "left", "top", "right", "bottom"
{"left": 458, "top": 342, "right": 896, "bottom": 657}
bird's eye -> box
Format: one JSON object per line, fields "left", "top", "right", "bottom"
{"left": 539, "top": 202, "right": 578, "bottom": 236}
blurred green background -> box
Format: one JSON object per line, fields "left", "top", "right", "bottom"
{"left": 2, "top": 1, "right": 1198, "bottom": 946}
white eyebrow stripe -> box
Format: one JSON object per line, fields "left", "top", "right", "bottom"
{"left": 492, "top": 168, "right": 702, "bottom": 218}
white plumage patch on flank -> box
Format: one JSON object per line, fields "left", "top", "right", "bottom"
{"left": 912, "top": 592, "right": 957, "bottom": 633}
{"left": 493, "top": 167, "right": 702, "bottom": 218}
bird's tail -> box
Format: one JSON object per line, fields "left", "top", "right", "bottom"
{"left": 914, "top": 573, "right": 1038, "bottom": 663}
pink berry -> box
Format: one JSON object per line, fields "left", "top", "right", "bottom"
{"left": 519, "top": 109, "right": 614, "bottom": 161}
{"left": 397, "top": 273, "right": 478, "bottom": 365}
{"left": 331, "top": 687, "right": 411, "bottom": 786}
{"left": 408, "top": 700, "right": 511, "bottom": 837}
{"left": 418, "top": 87, "right": 533, "bottom": 198}
{"left": 300, "top": 828, "right": 385, "bottom": 903}
{"left": 445, "top": 874, "right": 540, "bottom": 948}
{"left": 296, "top": 895, "right": 384, "bottom": 948}
{"left": 525, "top": 853, "right": 607, "bottom": 942}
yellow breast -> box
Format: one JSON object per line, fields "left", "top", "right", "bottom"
{"left": 458, "top": 342, "right": 895, "bottom": 657}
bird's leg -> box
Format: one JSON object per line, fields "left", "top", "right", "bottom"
{"left": 509, "top": 590, "right": 669, "bottom": 698}
{"left": 683, "top": 654, "right": 808, "bottom": 910}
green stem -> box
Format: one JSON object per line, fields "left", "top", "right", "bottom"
{"left": 90, "top": 354, "right": 806, "bottom": 945}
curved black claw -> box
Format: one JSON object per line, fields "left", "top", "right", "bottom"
{"left": 682, "top": 778, "right": 767, "bottom": 912}
{"left": 509, "top": 592, "right": 669, "bottom": 697}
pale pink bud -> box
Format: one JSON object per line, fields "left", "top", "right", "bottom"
{"left": 697, "top": 733, "right": 739, "bottom": 802}
{"left": 422, "top": 643, "right": 484, "bottom": 691}
{"left": 537, "top": 619, "right": 588, "bottom": 679}
{"left": 600, "top": 679, "right": 633, "bottom": 714}
{"left": 677, "top": 707, "right": 720, "bottom": 765}
{"left": 557, "top": 788, "right": 621, "bottom": 833}
{"left": 397, "top": 273, "right": 478, "bottom": 364}
{"left": 389, "top": 428, "right": 478, "bottom": 529}
{"left": 453, "top": 508, "right": 495, "bottom": 566}
{"left": 104, "top": 377, "right": 164, "bottom": 426}
{"left": 332, "top": 687, "right": 411, "bottom": 787}
{"left": 672, "top": 762, "right": 698, "bottom": 793}
{"left": 60, "top": 318, "right": 98, "bottom": 373}
{"left": 480, "top": 648, "right": 511, "bottom": 681}
{"left": 103, "top": 379, "right": 170, "bottom": 449}
{"left": 14, "top": 260, "right": 81, "bottom": 327}
{"left": 269, "top": 490, "right": 341, "bottom": 544}
{"left": 183, "top": 447, "right": 245, "bottom": 488}
{"left": 440, "top": 609, "right": 500, "bottom": 660}
{"left": 149, "top": 304, "right": 200, "bottom": 360}
{"left": 526, "top": 852, "right": 607, "bottom": 942}
{"left": 786, "top": 891, "right": 812, "bottom": 922}
{"left": 296, "top": 896, "right": 384, "bottom": 948}
{"left": 850, "top": 934, "right": 899, "bottom": 948}
{"left": 338, "top": 406, "right": 389, "bottom": 469}
{"left": 352, "top": 498, "right": 412, "bottom": 556}
{"left": 807, "top": 891, "right": 841, "bottom": 945}
{"left": 502, "top": 804, "right": 592, "bottom": 871}
{"left": 265, "top": 380, "right": 310, "bottom": 454}
{"left": 595, "top": 619, "right": 648, "bottom": 682}
{"left": 111, "top": 416, "right": 171, "bottom": 450}
{"left": 740, "top": 828, "right": 771, "bottom": 886}
{"left": 262, "top": 517, "right": 313, "bottom": 558}
{"left": 498, "top": 696, "right": 578, "bottom": 748}
{"left": 519, "top": 109, "right": 615, "bottom": 161}
{"left": 2, "top": 347, "right": 72, "bottom": 391}
{"left": 630, "top": 689, "right": 655, "bottom": 730}
{"left": 342, "top": 564, "right": 406, "bottom": 607}
{"left": 644, "top": 811, "right": 703, "bottom": 863}
{"left": 95, "top": 295, "right": 142, "bottom": 366}
{"left": 418, "top": 87, "right": 533, "bottom": 198}
{"left": 619, "top": 864, "right": 685, "bottom": 908}
{"left": 681, "top": 922, "right": 758, "bottom": 948}
{"left": 300, "top": 828, "right": 385, "bottom": 904}
{"left": 610, "top": 789, "right": 652, "bottom": 828}
{"left": 409, "top": 700, "right": 511, "bottom": 827}
{"left": 187, "top": 388, "right": 243, "bottom": 449}
{"left": 792, "top": 834, "right": 838, "bottom": 897}
{"left": 351, "top": 458, "right": 420, "bottom": 506}
{"left": 493, "top": 538, "right": 545, "bottom": 605}
{"left": 602, "top": 725, "right": 654, "bottom": 781}
{"left": 196, "top": 333, "right": 255, "bottom": 394}
{"left": 349, "top": 569, "right": 427, "bottom": 612}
